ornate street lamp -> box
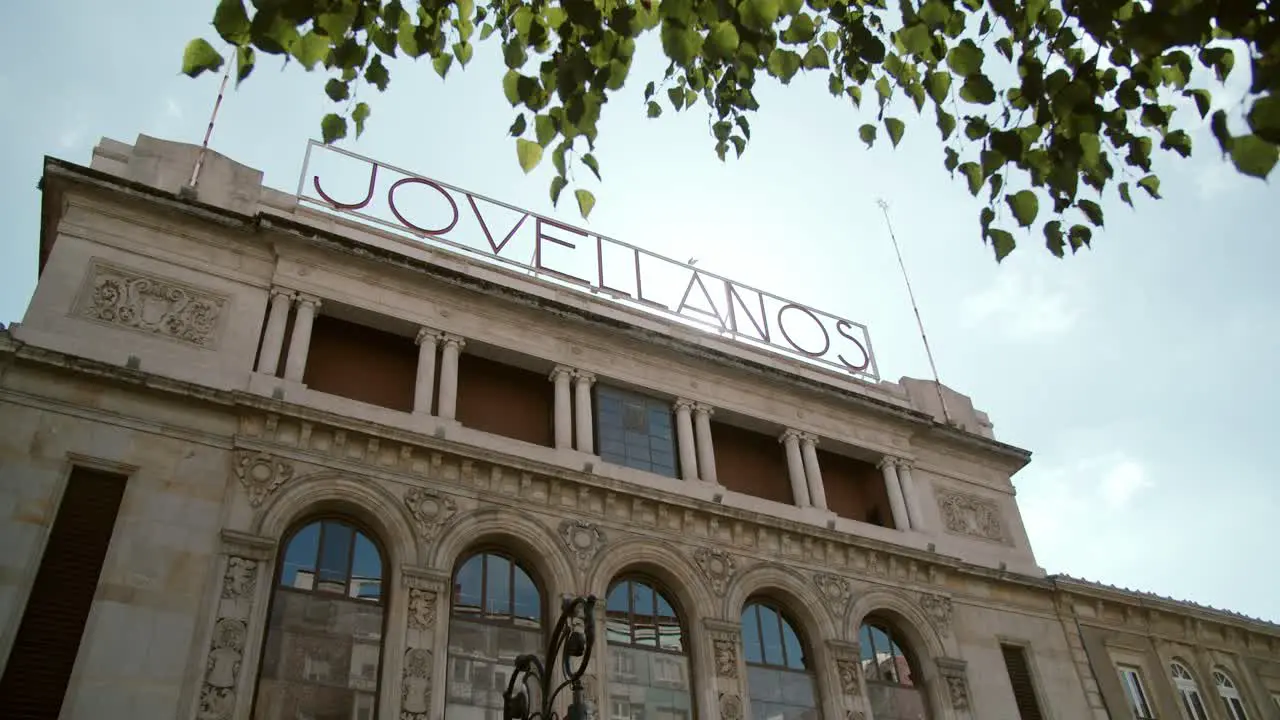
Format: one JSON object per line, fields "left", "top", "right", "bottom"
{"left": 504, "top": 594, "right": 598, "bottom": 720}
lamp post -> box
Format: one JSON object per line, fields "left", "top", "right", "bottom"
{"left": 504, "top": 594, "right": 598, "bottom": 720}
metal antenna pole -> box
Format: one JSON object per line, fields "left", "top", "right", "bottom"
{"left": 188, "top": 49, "right": 235, "bottom": 190}
{"left": 877, "top": 198, "right": 953, "bottom": 426}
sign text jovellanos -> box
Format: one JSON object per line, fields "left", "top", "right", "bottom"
{"left": 298, "top": 142, "right": 878, "bottom": 381}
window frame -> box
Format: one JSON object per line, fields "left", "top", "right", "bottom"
{"left": 1118, "top": 664, "right": 1158, "bottom": 720}
{"left": 1214, "top": 669, "right": 1250, "bottom": 720}
{"left": 449, "top": 548, "right": 547, "bottom": 630}
{"left": 860, "top": 618, "right": 922, "bottom": 689}
{"left": 251, "top": 515, "right": 392, "bottom": 720}
{"left": 604, "top": 576, "right": 689, "bottom": 656}
{"left": 594, "top": 384, "right": 680, "bottom": 479}
{"left": 1169, "top": 661, "right": 1209, "bottom": 720}
{"left": 741, "top": 598, "right": 812, "bottom": 673}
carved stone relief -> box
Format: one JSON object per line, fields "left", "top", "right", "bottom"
{"left": 712, "top": 637, "right": 739, "bottom": 679}
{"left": 814, "top": 572, "right": 852, "bottom": 619}
{"left": 408, "top": 588, "right": 438, "bottom": 631}
{"left": 693, "top": 547, "right": 737, "bottom": 596}
{"left": 835, "top": 658, "right": 862, "bottom": 697}
{"left": 401, "top": 647, "right": 433, "bottom": 719}
{"left": 404, "top": 487, "right": 458, "bottom": 542}
{"left": 197, "top": 556, "right": 259, "bottom": 720}
{"left": 936, "top": 490, "right": 1006, "bottom": 543}
{"left": 919, "top": 593, "right": 953, "bottom": 636}
{"left": 845, "top": 712, "right": 866, "bottom": 720}
{"left": 559, "top": 519, "right": 606, "bottom": 569}
{"left": 233, "top": 451, "right": 294, "bottom": 508}
{"left": 719, "top": 693, "right": 743, "bottom": 720}
{"left": 945, "top": 676, "right": 970, "bottom": 710}
{"left": 75, "top": 260, "right": 227, "bottom": 347}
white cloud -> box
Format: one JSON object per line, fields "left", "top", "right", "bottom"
{"left": 960, "top": 270, "right": 1079, "bottom": 340}
{"left": 1098, "top": 459, "right": 1151, "bottom": 510}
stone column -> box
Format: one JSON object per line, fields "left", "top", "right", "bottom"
{"left": 693, "top": 403, "right": 718, "bottom": 484}
{"left": 674, "top": 399, "right": 699, "bottom": 481}
{"left": 828, "top": 640, "right": 872, "bottom": 720}
{"left": 282, "top": 293, "right": 320, "bottom": 382}
{"left": 550, "top": 366, "right": 574, "bottom": 449}
{"left": 413, "top": 328, "right": 440, "bottom": 415}
{"left": 799, "top": 433, "right": 828, "bottom": 511}
{"left": 437, "top": 334, "right": 465, "bottom": 420}
{"left": 780, "top": 429, "right": 811, "bottom": 508}
{"left": 704, "top": 619, "right": 746, "bottom": 720}
{"left": 255, "top": 287, "right": 294, "bottom": 375}
{"left": 879, "top": 456, "right": 911, "bottom": 531}
{"left": 574, "top": 371, "right": 596, "bottom": 454}
{"left": 400, "top": 568, "right": 449, "bottom": 720}
{"left": 937, "top": 657, "right": 975, "bottom": 720}
{"left": 896, "top": 459, "right": 925, "bottom": 532}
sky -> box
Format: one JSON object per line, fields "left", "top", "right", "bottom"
{"left": 2, "top": 2, "right": 1277, "bottom": 623}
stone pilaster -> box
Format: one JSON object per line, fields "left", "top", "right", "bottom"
{"left": 704, "top": 619, "right": 746, "bottom": 720}
{"left": 401, "top": 566, "right": 449, "bottom": 720}
{"left": 936, "top": 657, "right": 974, "bottom": 720}
{"left": 827, "top": 639, "right": 870, "bottom": 720}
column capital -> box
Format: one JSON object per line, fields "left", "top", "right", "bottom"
{"left": 693, "top": 402, "right": 715, "bottom": 417}
{"left": 440, "top": 333, "right": 466, "bottom": 350}
{"left": 549, "top": 365, "right": 574, "bottom": 382}
{"left": 799, "top": 432, "right": 819, "bottom": 447}
{"left": 573, "top": 370, "right": 596, "bottom": 385}
{"left": 878, "top": 455, "right": 900, "bottom": 471}
{"left": 674, "top": 398, "right": 696, "bottom": 412}
{"left": 778, "top": 428, "right": 802, "bottom": 444}
{"left": 295, "top": 292, "right": 321, "bottom": 308}
{"left": 269, "top": 286, "right": 296, "bottom": 301}
{"left": 895, "top": 457, "right": 915, "bottom": 470}
{"left": 415, "top": 327, "right": 441, "bottom": 346}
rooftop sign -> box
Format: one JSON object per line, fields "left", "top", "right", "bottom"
{"left": 297, "top": 141, "right": 879, "bottom": 382}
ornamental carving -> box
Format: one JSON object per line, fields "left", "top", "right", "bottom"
{"left": 845, "top": 713, "right": 866, "bottom": 720}
{"left": 221, "top": 556, "right": 257, "bottom": 600}
{"left": 233, "top": 451, "right": 294, "bottom": 508}
{"left": 559, "top": 519, "right": 606, "bottom": 569}
{"left": 408, "top": 588, "right": 438, "bottom": 631}
{"left": 936, "top": 490, "right": 1006, "bottom": 542}
{"left": 713, "top": 637, "right": 739, "bottom": 678}
{"left": 919, "top": 593, "right": 954, "bottom": 636}
{"left": 814, "top": 572, "right": 851, "bottom": 608}
{"left": 197, "top": 618, "right": 247, "bottom": 720}
{"left": 719, "top": 693, "right": 743, "bottom": 720}
{"left": 945, "top": 676, "right": 970, "bottom": 710}
{"left": 75, "top": 261, "right": 226, "bottom": 347}
{"left": 404, "top": 488, "right": 458, "bottom": 542}
{"left": 401, "top": 648, "right": 433, "bottom": 718}
{"left": 836, "top": 658, "right": 862, "bottom": 697}
{"left": 693, "top": 547, "right": 737, "bottom": 596}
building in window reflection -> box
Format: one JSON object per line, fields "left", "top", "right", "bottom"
{"left": 2, "top": 135, "right": 1278, "bottom": 720}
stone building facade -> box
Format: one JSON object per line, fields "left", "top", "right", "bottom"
{"left": 0, "top": 135, "right": 1276, "bottom": 720}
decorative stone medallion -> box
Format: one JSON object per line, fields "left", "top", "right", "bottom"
{"left": 403, "top": 487, "right": 458, "bottom": 542}
{"left": 919, "top": 593, "right": 953, "bottom": 636}
{"left": 401, "top": 647, "right": 433, "bottom": 718}
{"left": 693, "top": 547, "right": 737, "bottom": 596}
{"left": 719, "top": 693, "right": 743, "bottom": 720}
{"left": 233, "top": 451, "right": 294, "bottom": 508}
{"left": 75, "top": 260, "right": 227, "bottom": 347}
{"left": 936, "top": 489, "right": 1006, "bottom": 543}
{"left": 559, "top": 519, "right": 605, "bottom": 570}
{"left": 408, "top": 588, "right": 438, "bottom": 631}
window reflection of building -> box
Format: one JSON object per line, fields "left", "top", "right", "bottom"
{"left": 859, "top": 619, "right": 929, "bottom": 720}
{"left": 741, "top": 601, "right": 820, "bottom": 720}
{"left": 606, "top": 578, "right": 694, "bottom": 720}
{"left": 445, "top": 552, "right": 543, "bottom": 720}
{"left": 251, "top": 519, "right": 386, "bottom": 720}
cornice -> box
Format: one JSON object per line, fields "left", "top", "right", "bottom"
{"left": 1051, "top": 574, "right": 1280, "bottom": 637}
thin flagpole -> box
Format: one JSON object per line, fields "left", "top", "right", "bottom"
{"left": 877, "top": 198, "right": 953, "bottom": 425}
{"left": 188, "top": 49, "right": 235, "bottom": 189}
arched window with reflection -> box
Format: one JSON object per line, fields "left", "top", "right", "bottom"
{"left": 859, "top": 618, "right": 929, "bottom": 720}
{"left": 605, "top": 578, "right": 694, "bottom": 720}
{"left": 1214, "top": 669, "right": 1250, "bottom": 720}
{"left": 252, "top": 518, "right": 387, "bottom": 720}
{"left": 445, "top": 551, "right": 544, "bottom": 720}
{"left": 1170, "top": 661, "right": 1210, "bottom": 720}
{"left": 741, "top": 600, "right": 820, "bottom": 720}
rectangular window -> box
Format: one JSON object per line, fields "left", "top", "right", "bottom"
{"left": 596, "top": 385, "right": 678, "bottom": 478}
{"left": 0, "top": 467, "right": 129, "bottom": 719}
{"left": 1000, "top": 644, "right": 1045, "bottom": 720}
{"left": 1119, "top": 665, "right": 1157, "bottom": 720}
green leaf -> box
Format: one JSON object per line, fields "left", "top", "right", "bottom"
{"left": 821, "top": 31, "right": 838, "bottom": 51}
{"left": 944, "top": 147, "right": 959, "bottom": 172}
{"left": 1247, "top": 96, "right": 1280, "bottom": 144}
{"left": 1161, "top": 130, "right": 1192, "bottom": 158}
{"left": 503, "top": 71, "right": 520, "bottom": 105}
{"left": 987, "top": 228, "right": 1015, "bottom": 261}
{"left": 321, "top": 113, "right": 347, "bottom": 144}
{"left": 365, "top": 55, "right": 390, "bottom": 91}
{"left": 782, "top": 13, "right": 817, "bottom": 44}
{"left": 352, "top": 102, "right": 371, "bottom": 137}
{"left": 960, "top": 75, "right": 996, "bottom": 104}
{"left": 550, "top": 176, "right": 567, "bottom": 205}
{"left": 661, "top": 22, "right": 704, "bottom": 67}
{"left": 575, "top": 189, "right": 596, "bottom": 219}
{"left": 884, "top": 117, "right": 905, "bottom": 147}
{"left": 235, "top": 45, "right": 255, "bottom": 85}
{"left": 647, "top": 101, "right": 663, "bottom": 118}
{"left": 926, "top": 71, "right": 951, "bottom": 103}
{"left": 455, "top": 41, "right": 474, "bottom": 67}
{"left": 535, "top": 114, "right": 556, "bottom": 146}
{"left": 708, "top": 21, "right": 740, "bottom": 57}
{"left": 582, "top": 153, "right": 601, "bottom": 181}
{"left": 1077, "top": 199, "right": 1104, "bottom": 227}
{"left": 516, "top": 139, "right": 543, "bottom": 173}
{"left": 1200, "top": 47, "right": 1234, "bottom": 82}
{"left": 1137, "top": 174, "right": 1161, "bottom": 199}
{"left": 292, "top": 31, "right": 329, "bottom": 70}
{"left": 741, "top": 0, "right": 781, "bottom": 30}
{"left": 1211, "top": 110, "right": 1233, "bottom": 155}
{"left": 946, "top": 40, "right": 984, "bottom": 77}
{"left": 325, "top": 78, "right": 349, "bottom": 102}
{"left": 509, "top": 114, "right": 527, "bottom": 137}
{"left": 181, "top": 38, "right": 225, "bottom": 78}
{"left": 959, "top": 162, "right": 982, "bottom": 195}
{"left": 1119, "top": 182, "right": 1133, "bottom": 207}
{"left": 433, "top": 53, "right": 454, "bottom": 79}
{"left": 1228, "top": 135, "right": 1279, "bottom": 179}
{"left": 767, "top": 49, "right": 803, "bottom": 83}
{"left": 1044, "top": 221, "right": 1065, "bottom": 257}
{"left": 213, "top": 0, "right": 251, "bottom": 45}
{"left": 1006, "top": 190, "right": 1038, "bottom": 227}
{"left": 859, "top": 123, "right": 876, "bottom": 147}
{"left": 897, "top": 23, "right": 931, "bottom": 56}
{"left": 1068, "top": 224, "right": 1092, "bottom": 251}
{"left": 668, "top": 87, "right": 685, "bottom": 110}
{"left": 936, "top": 109, "right": 956, "bottom": 139}
{"left": 803, "top": 45, "right": 830, "bottom": 70}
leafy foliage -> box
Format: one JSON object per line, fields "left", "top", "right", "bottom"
{"left": 185, "top": 0, "right": 1280, "bottom": 259}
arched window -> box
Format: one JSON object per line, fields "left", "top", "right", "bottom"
{"left": 445, "top": 551, "right": 543, "bottom": 720}
{"left": 1214, "top": 669, "right": 1250, "bottom": 720}
{"left": 859, "top": 618, "right": 929, "bottom": 720}
{"left": 605, "top": 578, "right": 693, "bottom": 720}
{"left": 741, "top": 600, "right": 820, "bottom": 720}
{"left": 1170, "top": 661, "right": 1209, "bottom": 720}
{"left": 253, "top": 518, "right": 387, "bottom": 720}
